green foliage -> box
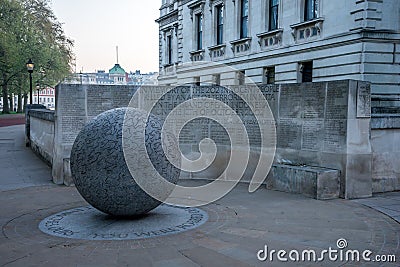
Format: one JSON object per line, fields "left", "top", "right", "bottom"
{"left": 0, "top": 0, "right": 74, "bottom": 112}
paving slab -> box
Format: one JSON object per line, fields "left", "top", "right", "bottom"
{"left": 1, "top": 183, "right": 399, "bottom": 266}
{"left": 354, "top": 192, "right": 400, "bottom": 224}
{"left": 0, "top": 125, "right": 52, "bottom": 192}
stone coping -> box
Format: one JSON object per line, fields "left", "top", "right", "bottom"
{"left": 28, "top": 109, "right": 55, "bottom": 122}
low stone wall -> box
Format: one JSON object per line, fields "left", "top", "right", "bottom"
{"left": 52, "top": 81, "right": 373, "bottom": 199}
{"left": 27, "top": 109, "right": 55, "bottom": 166}
{"left": 25, "top": 104, "right": 47, "bottom": 146}
{"left": 371, "top": 115, "right": 400, "bottom": 193}
{"left": 27, "top": 81, "right": 400, "bottom": 198}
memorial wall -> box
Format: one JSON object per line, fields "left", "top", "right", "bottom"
{"left": 259, "top": 81, "right": 372, "bottom": 199}
{"left": 53, "top": 85, "right": 139, "bottom": 185}
{"left": 53, "top": 80, "right": 372, "bottom": 199}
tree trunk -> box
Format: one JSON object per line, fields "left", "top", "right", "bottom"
{"left": 17, "top": 89, "right": 23, "bottom": 113}
{"left": 9, "top": 95, "right": 13, "bottom": 112}
{"left": 2, "top": 74, "right": 10, "bottom": 114}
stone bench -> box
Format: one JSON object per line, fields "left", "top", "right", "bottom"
{"left": 267, "top": 164, "right": 340, "bottom": 200}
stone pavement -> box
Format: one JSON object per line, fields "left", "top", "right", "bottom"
{"left": 0, "top": 125, "right": 52, "bottom": 192}
{"left": 353, "top": 193, "right": 400, "bottom": 224}
{"left": 0, "top": 125, "right": 399, "bottom": 267}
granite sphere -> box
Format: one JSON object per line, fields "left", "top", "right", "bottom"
{"left": 70, "top": 108, "right": 180, "bottom": 217}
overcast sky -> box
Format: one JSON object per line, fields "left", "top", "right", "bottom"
{"left": 51, "top": 0, "right": 160, "bottom": 74}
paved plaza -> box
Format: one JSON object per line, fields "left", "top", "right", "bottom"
{"left": 0, "top": 125, "right": 399, "bottom": 266}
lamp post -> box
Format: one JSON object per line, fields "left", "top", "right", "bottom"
{"left": 26, "top": 59, "right": 34, "bottom": 105}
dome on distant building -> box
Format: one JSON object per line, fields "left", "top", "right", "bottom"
{"left": 109, "top": 64, "right": 126, "bottom": 75}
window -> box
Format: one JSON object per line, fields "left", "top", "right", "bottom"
{"left": 240, "top": 0, "right": 249, "bottom": 38}
{"left": 167, "top": 35, "right": 172, "bottom": 65}
{"left": 301, "top": 61, "right": 313, "bottom": 82}
{"left": 194, "top": 76, "right": 200, "bottom": 86}
{"left": 264, "top": 67, "right": 276, "bottom": 84}
{"left": 269, "top": 0, "right": 279, "bottom": 31}
{"left": 238, "top": 70, "right": 246, "bottom": 85}
{"left": 213, "top": 74, "right": 221, "bottom": 85}
{"left": 196, "top": 14, "right": 203, "bottom": 50}
{"left": 216, "top": 5, "right": 224, "bottom": 45}
{"left": 304, "top": 0, "right": 318, "bottom": 21}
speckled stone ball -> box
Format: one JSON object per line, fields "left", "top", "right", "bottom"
{"left": 70, "top": 108, "right": 180, "bottom": 217}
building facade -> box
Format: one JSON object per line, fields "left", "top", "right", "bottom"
{"left": 33, "top": 87, "right": 56, "bottom": 109}
{"left": 156, "top": 0, "right": 399, "bottom": 100}
{"left": 0, "top": 88, "right": 55, "bottom": 111}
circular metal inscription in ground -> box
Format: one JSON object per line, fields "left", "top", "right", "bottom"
{"left": 39, "top": 204, "right": 208, "bottom": 240}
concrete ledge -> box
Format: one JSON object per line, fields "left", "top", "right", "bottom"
{"left": 267, "top": 164, "right": 340, "bottom": 200}
{"left": 28, "top": 109, "right": 55, "bottom": 122}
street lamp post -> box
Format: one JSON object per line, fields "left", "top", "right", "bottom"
{"left": 26, "top": 59, "right": 34, "bottom": 105}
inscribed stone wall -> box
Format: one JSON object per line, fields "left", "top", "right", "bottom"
{"left": 52, "top": 85, "right": 139, "bottom": 185}
{"left": 53, "top": 80, "right": 372, "bottom": 198}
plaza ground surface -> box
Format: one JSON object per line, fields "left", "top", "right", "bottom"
{"left": 0, "top": 125, "right": 399, "bottom": 267}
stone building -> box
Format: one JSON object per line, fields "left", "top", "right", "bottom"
{"left": 156, "top": 0, "right": 399, "bottom": 105}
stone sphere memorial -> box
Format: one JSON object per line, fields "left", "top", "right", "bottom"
{"left": 70, "top": 108, "right": 181, "bottom": 217}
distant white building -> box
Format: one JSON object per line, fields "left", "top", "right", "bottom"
{"left": 0, "top": 88, "right": 55, "bottom": 111}
{"left": 64, "top": 67, "right": 158, "bottom": 86}
{"left": 128, "top": 71, "right": 159, "bottom": 85}
{"left": 156, "top": 0, "right": 399, "bottom": 101}
{"left": 34, "top": 87, "right": 56, "bottom": 109}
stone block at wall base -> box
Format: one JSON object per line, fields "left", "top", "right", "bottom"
{"left": 268, "top": 164, "right": 340, "bottom": 200}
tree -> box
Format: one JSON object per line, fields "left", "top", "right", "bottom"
{"left": 0, "top": 0, "right": 73, "bottom": 113}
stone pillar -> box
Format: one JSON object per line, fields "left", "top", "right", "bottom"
{"left": 343, "top": 81, "right": 372, "bottom": 199}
